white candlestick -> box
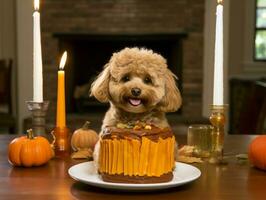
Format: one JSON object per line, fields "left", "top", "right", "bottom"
{"left": 213, "top": 2, "right": 223, "bottom": 105}
{"left": 33, "top": 0, "right": 43, "bottom": 102}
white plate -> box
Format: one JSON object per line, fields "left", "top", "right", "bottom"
{"left": 68, "top": 161, "right": 201, "bottom": 191}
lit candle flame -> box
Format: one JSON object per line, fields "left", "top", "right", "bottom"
{"left": 217, "top": 0, "right": 223, "bottom": 4}
{"left": 34, "top": 0, "right": 40, "bottom": 11}
{"left": 59, "top": 51, "right": 67, "bottom": 70}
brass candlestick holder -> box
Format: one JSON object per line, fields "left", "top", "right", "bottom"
{"left": 209, "top": 104, "right": 227, "bottom": 163}
{"left": 26, "top": 101, "right": 49, "bottom": 137}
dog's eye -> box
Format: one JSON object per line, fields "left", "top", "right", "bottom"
{"left": 121, "top": 75, "right": 130, "bottom": 82}
{"left": 144, "top": 76, "right": 152, "bottom": 84}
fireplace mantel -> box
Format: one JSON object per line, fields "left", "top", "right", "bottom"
{"left": 53, "top": 32, "right": 188, "bottom": 41}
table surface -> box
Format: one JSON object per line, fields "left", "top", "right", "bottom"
{"left": 0, "top": 134, "right": 265, "bottom": 200}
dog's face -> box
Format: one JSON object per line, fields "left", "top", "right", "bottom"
{"left": 91, "top": 47, "right": 182, "bottom": 113}
{"left": 108, "top": 63, "right": 165, "bottom": 113}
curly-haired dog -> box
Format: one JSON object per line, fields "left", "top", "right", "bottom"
{"left": 91, "top": 47, "right": 182, "bottom": 129}
{"left": 90, "top": 47, "right": 182, "bottom": 162}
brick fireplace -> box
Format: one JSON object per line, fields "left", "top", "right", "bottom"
{"left": 41, "top": 0, "right": 205, "bottom": 118}
{"left": 54, "top": 33, "right": 186, "bottom": 113}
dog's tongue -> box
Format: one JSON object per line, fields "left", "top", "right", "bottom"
{"left": 129, "top": 99, "right": 141, "bottom": 106}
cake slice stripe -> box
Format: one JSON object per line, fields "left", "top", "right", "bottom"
{"left": 117, "top": 139, "right": 123, "bottom": 174}
{"left": 107, "top": 140, "right": 112, "bottom": 174}
{"left": 168, "top": 138, "right": 171, "bottom": 172}
{"left": 132, "top": 140, "right": 136, "bottom": 175}
{"left": 106, "top": 140, "right": 111, "bottom": 174}
{"left": 153, "top": 141, "right": 159, "bottom": 176}
{"left": 171, "top": 136, "right": 176, "bottom": 169}
{"left": 99, "top": 140, "right": 103, "bottom": 172}
{"left": 162, "top": 138, "right": 167, "bottom": 175}
{"left": 136, "top": 140, "right": 140, "bottom": 176}
{"left": 155, "top": 138, "right": 163, "bottom": 177}
{"left": 166, "top": 138, "right": 171, "bottom": 172}
{"left": 161, "top": 138, "right": 165, "bottom": 174}
{"left": 108, "top": 140, "right": 111, "bottom": 173}
{"left": 112, "top": 139, "right": 118, "bottom": 174}
{"left": 148, "top": 141, "right": 155, "bottom": 176}
{"left": 133, "top": 139, "right": 140, "bottom": 176}
{"left": 104, "top": 140, "right": 107, "bottom": 173}
{"left": 101, "top": 140, "right": 104, "bottom": 172}
{"left": 105, "top": 140, "right": 110, "bottom": 173}
{"left": 110, "top": 140, "right": 115, "bottom": 174}
{"left": 138, "top": 137, "right": 146, "bottom": 176}
{"left": 140, "top": 138, "right": 145, "bottom": 176}
{"left": 163, "top": 138, "right": 168, "bottom": 173}
{"left": 165, "top": 138, "right": 170, "bottom": 172}
{"left": 143, "top": 138, "right": 150, "bottom": 175}
{"left": 155, "top": 138, "right": 161, "bottom": 176}
{"left": 146, "top": 140, "right": 152, "bottom": 176}
{"left": 128, "top": 140, "right": 133, "bottom": 176}
{"left": 123, "top": 139, "right": 128, "bottom": 175}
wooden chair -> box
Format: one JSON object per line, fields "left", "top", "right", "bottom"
{"left": 0, "top": 59, "right": 16, "bottom": 133}
{"left": 230, "top": 79, "right": 266, "bottom": 135}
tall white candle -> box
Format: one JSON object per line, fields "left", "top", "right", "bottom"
{"left": 213, "top": 0, "right": 223, "bottom": 105}
{"left": 33, "top": 0, "right": 43, "bottom": 102}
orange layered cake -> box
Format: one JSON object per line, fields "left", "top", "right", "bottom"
{"left": 98, "top": 123, "right": 176, "bottom": 183}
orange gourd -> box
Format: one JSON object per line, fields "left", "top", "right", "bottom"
{"left": 248, "top": 135, "right": 266, "bottom": 170}
{"left": 8, "top": 129, "right": 53, "bottom": 167}
{"left": 71, "top": 121, "right": 99, "bottom": 152}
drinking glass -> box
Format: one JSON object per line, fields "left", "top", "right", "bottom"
{"left": 187, "top": 124, "right": 214, "bottom": 158}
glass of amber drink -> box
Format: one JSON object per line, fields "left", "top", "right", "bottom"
{"left": 187, "top": 124, "right": 214, "bottom": 158}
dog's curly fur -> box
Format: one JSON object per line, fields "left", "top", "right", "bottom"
{"left": 90, "top": 47, "right": 182, "bottom": 165}
{"left": 91, "top": 47, "right": 182, "bottom": 130}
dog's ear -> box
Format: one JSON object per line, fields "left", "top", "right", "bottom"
{"left": 158, "top": 69, "right": 182, "bottom": 112}
{"left": 90, "top": 64, "right": 110, "bottom": 103}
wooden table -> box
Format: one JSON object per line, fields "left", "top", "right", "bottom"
{"left": 1, "top": 134, "right": 265, "bottom": 200}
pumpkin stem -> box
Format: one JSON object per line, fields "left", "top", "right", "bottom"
{"left": 27, "top": 129, "right": 35, "bottom": 139}
{"left": 82, "top": 121, "right": 91, "bottom": 130}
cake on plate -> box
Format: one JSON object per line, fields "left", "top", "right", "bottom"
{"left": 98, "top": 122, "right": 176, "bottom": 183}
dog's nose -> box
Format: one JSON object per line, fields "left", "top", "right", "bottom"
{"left": 131, "top": 88, "right": 141, "bottom": 97}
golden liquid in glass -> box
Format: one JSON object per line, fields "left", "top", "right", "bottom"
{"left": 187, "top": 124, "right": 215, "bottom": 158}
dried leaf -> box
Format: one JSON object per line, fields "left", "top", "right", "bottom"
{"left": 178, "top": 155, "right": 203, "bottom": 163}
{"left": 178, "top": 145, "right": 195, "bottom": 157}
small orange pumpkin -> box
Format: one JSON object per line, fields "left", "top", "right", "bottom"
{"left": 71, "top": 121, "right": 99, "bottom": 152}
{"left": 8, "top": 129, "right": 53, "bottom": 167}
{"left": 248, "top": 135, "right": 266, "bottom": 170}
